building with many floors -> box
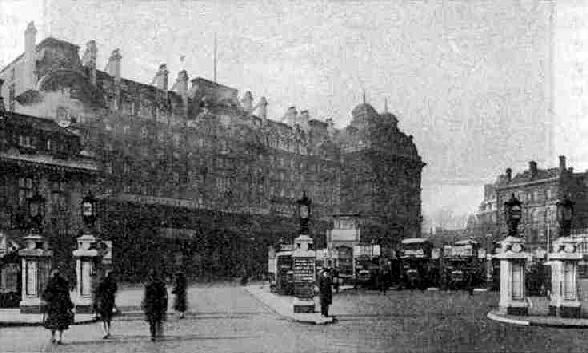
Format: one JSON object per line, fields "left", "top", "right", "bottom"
{"left": 470, "top": 156, "right": 588, "bottom": 252}
{"left": 0, "top": 23, "right": 425, "bottom": 280}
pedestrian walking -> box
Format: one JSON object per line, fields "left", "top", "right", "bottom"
{"left": 142, "top": 269, "right": 168, "bottom": 342}
{"left": 172, "top": 271, "right": 188, "bottom": 319}
{"left": 318, "top": 268, "right": 333, "bottom": 318}
{"left": 95, "top": 271, "right": 118, "bottom": 338}
{"left": 41, "top": 269, "right": 74, "bottom": 345}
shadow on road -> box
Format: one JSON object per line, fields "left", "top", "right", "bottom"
{"left": 65, "top": 334, "right": 257, "bottom": 346}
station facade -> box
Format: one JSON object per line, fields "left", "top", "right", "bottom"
{"left": 0, "top": 23, "right": 425, "bottom": 280}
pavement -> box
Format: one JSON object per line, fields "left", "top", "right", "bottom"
{"left": 487, "top": 296, "right": 588, "bottom": 328}
{"left": 243, "top": 284, "right": 349, "bottom": 325}
{"left": 0, "top": 281, "right": 349, "bottom": 327}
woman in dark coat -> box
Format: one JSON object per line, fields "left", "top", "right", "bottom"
{"left": 318, "top": 269, "right": 333, "bottom": 318}
{"left": 42, "top": 270, "right": 74, "bottom": 344}
{"left": 95, "top": 272, "right": 118, "bottom": 338}
{"left": 172, "top": 271, "right": 187, "bottom": 318}
{"left": 142, "top": 270, "right": 168, "bottom": 341}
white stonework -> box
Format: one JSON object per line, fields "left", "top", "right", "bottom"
{"left": 548, "top": 237, "right": 582, "bottom": 317}
{"left": 495, "top": 236, "right": 529, "bottom": 316}
{"left": 72, "top": 233, "right": 101, "bottom": 313}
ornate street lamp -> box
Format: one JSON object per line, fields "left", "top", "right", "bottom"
{"left": 504, "top": 193, "right": 522, "bottom": 237}
{"left": 28, "top": 191, "right": 46, "bottom": 233}
{"left": 556, "top": 196, "right": 574, "bottom": 238}
{"left": 81, "top": 191, "right": 98, "bottom": 230}
{"left": 296, "top": 192, "right": 312, "bottom": 235}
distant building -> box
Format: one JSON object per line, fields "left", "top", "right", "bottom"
{"left": 468, "top": 184, "right": 499, "bottom": 241}
{"left": 482, "top": 156, "right": 588, "bottom": 252}
{"left": 0, "top": 23, "right": 425, "bottom": 279}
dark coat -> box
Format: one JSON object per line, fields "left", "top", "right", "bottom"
{"left": 42, "top": 275, "right": 74, "bottom": 330}
{"left": 172, "top": 274, "right": 188, "bottom": 312}
{"left": 319, "top": 274, "right": 333, "bottom": 306}
{"left": 95, "top": 276, "right": 118, "bottom": 319}
{"left": 142, "top": 277, "right": 168, "bottom": 322}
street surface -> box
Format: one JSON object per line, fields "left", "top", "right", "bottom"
{"left": 2, "top": 284, "right": 588, "bottom": 352}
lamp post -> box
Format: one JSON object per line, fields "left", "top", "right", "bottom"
{"left": 548, "top": 196, "right": 582, "bottom": 318}
{"left": 81, "top": 191, "right": 98, "bottom": 232}
{"left": 19, "top": 191, "right": 52, "bottom": 313}
{"left": 496, "top": 193, "right": 528, "bottom": 316}
{"left": 292, "top": 192, "right": 318, "bottom": 315}
{"left": 504, "top": 193, "right": 522, "bottom": 238}
{"left": 556, "top": 196, "right": 574, "bottom": 238}
{"left": 73, "top": 190, "right": 104, "bottom": 313}
{"left": 297, "top": 192, "right": 311, "bottom": 237}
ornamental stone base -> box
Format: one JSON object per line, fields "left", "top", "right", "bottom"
{"left": 293, "top": 298, "right": 316, "bottom": 313}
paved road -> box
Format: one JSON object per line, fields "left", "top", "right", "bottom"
{"left": 4, "top": 285, "right": 588, "bottom": 352}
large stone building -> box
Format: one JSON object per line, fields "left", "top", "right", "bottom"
{"left": 0, "top": 23, "right": 424, "bottom": 280}
{"left": 471, "top": 156, "right": 588, "bottom": 252}
{"left": 0, "top": 81, "right": 99, "bottom": 292}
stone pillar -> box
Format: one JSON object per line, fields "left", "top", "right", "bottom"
{"left": 72, "top": 233, "right": 102, "bottom": 313}
{"left": 496, "top": 236, "right": 528, "bottom": 316}
{"left": 19, "top": 232, "right": 52, "bottom": 313}
{"left": 292, "top": 234, "right": 316, "bottom": 313}
{"left": 548, "top": 237, "right": 582, "bottom": 318}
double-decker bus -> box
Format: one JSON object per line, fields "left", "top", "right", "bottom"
{"left": 398, "top": 238, "right": 436, "bottom": 289}
{"left": 442, "top": 239, "right": 483, "bottom": 290}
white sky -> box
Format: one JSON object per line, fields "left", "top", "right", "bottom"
{"left": 0, "top": 0, "right": 564, "bottom": 223}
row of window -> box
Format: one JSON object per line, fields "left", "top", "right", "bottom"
{"left": 7, "top": 131, "right": 73, "bottom": 156}
{"left": 16, "top": 177, "right": 68, "bottom": 212}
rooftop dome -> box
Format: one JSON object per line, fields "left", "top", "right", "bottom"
{"left": 350, "top": 103, "right": 379, "bottom": 129}
{"left": 351, "top": 103, "right": 378, "bottom": 118}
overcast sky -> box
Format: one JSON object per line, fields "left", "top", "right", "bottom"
{"left": 0, "top": 0, "right": 558, "bottom": 223}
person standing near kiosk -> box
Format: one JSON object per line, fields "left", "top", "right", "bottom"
{"left": 319, "top": 268, "right": 333, "bottom": 317}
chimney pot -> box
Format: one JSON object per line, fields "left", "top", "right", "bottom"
{"left": 559, "top": 155, "right": 567, "bottom": 171}
{"left": 529, "top": 161, "right": 538, "bottom": 177}
{"left": 242, "top": 91, "right": 253, "bottom": 112}
{"left": 506, "top": 168, "right": 512, "bottom": 182}
{"left": 175, "top": 70, "right": 189, "bottom": 96}
{"left": 106, "top": 49, "right": 122, "bottom": 81}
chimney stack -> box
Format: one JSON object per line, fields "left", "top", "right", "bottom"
{"left": 529, "top": 161, "right": 538, "bottom": 178}
{"left": 242, "top": 91, "right": 253, "bottom": 113}
{"left": 174, "top": 69, "right": 189, "bottom": 96}
{"left": 24, "top": 21, "right": 37, "bottom": 91}
{"left": 285, "top": 106, "right": 298, "bottom": 126}
{"left": 153, "top": 64, "right": 169, "bottom": 100}
{"left": 506, "top": 168, "right": 512, "bottom": 182}
{"left": 326, "top": 118, "right": 335, "bottom": 137}
{"left": 0, "top": 79, "right": 5, "bottom": 111}
{"left": 82, "top": 40, "right": 97, "bottom": 85}
{"left": 299, "top": 110, "right": 310, "bottom": 130}
{"left": 258, "top": 97, "right": 268, "bottom": 121}
{"left": 559, "top": 155, "right": 567, "bottom": 172}
{"left": 106, "top": 49, "right": 122, "bottom": 82}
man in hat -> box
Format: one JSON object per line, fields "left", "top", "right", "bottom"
{"left": 318, "top": 268, "right": 333, "bottom": 318}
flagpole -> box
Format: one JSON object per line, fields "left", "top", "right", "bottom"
{"left": 214, "top": 33, "right": 217, "bottom": 83}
